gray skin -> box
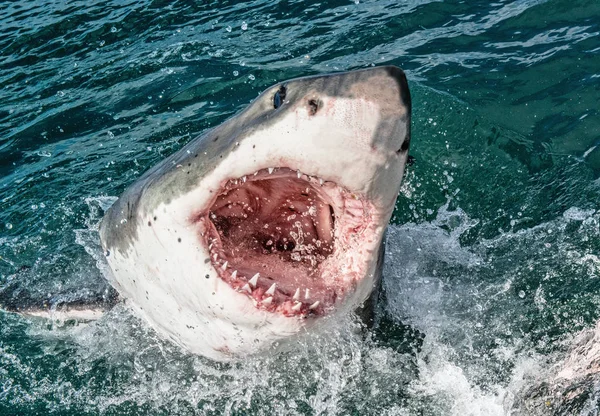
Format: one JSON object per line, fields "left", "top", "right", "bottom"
{"left": 99, "top": 66, "right": 411, "bottom": 256}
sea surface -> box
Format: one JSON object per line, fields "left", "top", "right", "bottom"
{"left": 1, "top": 0, "right": 600, "bottom": 415}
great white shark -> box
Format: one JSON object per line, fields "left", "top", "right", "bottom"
{"left": 3, "top": 66, "right": 412, "bottom": 361}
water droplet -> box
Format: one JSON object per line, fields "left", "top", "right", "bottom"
{"left": 107, "top": 131, "right": 115, "bottom": 139}
{"left": 226, "top": 26, "right": 232, "bottom": 32}
{"left": 518, "top": 290, "right": 525, "bottom": 298}
{"left": 31, "top": 204, "right": 38, "bottom": 210}
{"left": 241, "top": 22, "right": 248, "bottom": 30}
{"left": 111, "top": 26, "right": 117, "bottom": 33}
{"left": 5, "top": 223, "right": 13, "bottom": 230}
{"left": 56, "top": 90, "right": 65, "bottom": 97}
{"left": 233, "top": 70, "right": 239, "bottom": 76}
{"left": 99, "top": 40, "right": 105, "bottom": 47}
{"left": 248, "top": 74, "right": 255, "bottom": 80}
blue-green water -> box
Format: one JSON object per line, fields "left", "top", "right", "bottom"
{"left": 1, "top": 1, "right": 600, "bottom": 414}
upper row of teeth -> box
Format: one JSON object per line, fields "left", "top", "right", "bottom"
{"left": 232, "top": 168, "right": 325, "bottom": 186}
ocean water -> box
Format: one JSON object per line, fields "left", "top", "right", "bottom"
{"left": 1, "top": 0, "right": 600, "bottom": 414}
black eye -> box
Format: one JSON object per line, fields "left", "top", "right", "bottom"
{"left": 273, "top": 85, "right": 287, "bottom": 109}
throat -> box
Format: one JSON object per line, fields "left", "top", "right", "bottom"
{"left": 212, "top": 176, "right": 334, "bottom": 277}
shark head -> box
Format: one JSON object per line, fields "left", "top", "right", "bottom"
{"left": 99, "top": 66, "right": 411, "bottom": 361}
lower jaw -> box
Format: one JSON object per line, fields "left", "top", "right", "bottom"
{"left": 193, "top": 167, "right": 378, "bottom": 318}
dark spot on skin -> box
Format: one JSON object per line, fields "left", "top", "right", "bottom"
{"left": 187, "top": 171, "right": 190, "bottom": 174}
{"left": 205, "top": 274, "right": 210, "bottom": 279}
{"left": 178, "top": 238, "right": 181, "bottom": 243}
{"left": 148, "top": 221, "right": 152, "bottom": 226}
{"left": 213, "top": 135, "right": 219, "bottom": 142}
{"left": 204, "top": 258, "right": 210, "bottom": 263}
{"left": 273, "top": 85, "right": 286, "bottom": 109}
{"left": 253, "top": 145, "right": 256, "bottom": 149}
{"left": 105, "top": 250, "right": 110, "bottom": 257}
{"left": 188, "top": 163, "right": 191, "bottom": 167}
{"left": 194, "top": 154, "right": 198, "bottom": 158}
{"left": 154, "top": 216, "right": 157, "bottom": 221}
{"left": 308, "top": 99, "right": 319, "bottom": 115}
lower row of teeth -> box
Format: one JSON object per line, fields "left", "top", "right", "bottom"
{"left": 213, "top": 254, "right": 320, "bottom": 312}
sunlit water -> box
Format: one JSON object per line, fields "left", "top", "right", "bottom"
{"left": 1, "top": 1, "right": 600, "bottom": 414}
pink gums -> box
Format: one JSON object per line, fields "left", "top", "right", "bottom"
{"left": 195, "top": 168, "right": 377, "bottom": 317}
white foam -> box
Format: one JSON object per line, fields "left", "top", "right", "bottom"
{"left": 10, "top": 200, "right": 600, "bottom": 414}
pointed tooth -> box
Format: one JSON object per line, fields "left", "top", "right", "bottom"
{"left": 208, "top": 243, "right": 213, "bottom": 250}
{"left": 254, "top": 171, "right": 258, "bottom": 176}
{"left": 268, "top": 167, "right": 274, "bottom": 174}
{"left": 319, "top": 178, "right": 324, "bottom": 186}
{"left": 242, "top": 175, "right": 247, "bottom": 183}
{"left": 249, "top": 273, "right": 259, "bottom": 287}
{"left": 305, "top": 289, "right": 310, "bottom": 300}
{"left": 292, "top": 302, "right": 302, "bottom": 311}
{"left": 231, "top": 270, "right": 237, "bottom": 279}
{"left": 293, "top": 288, "right": 301, "bottom": 301}
{"left": 262, "top": 296, "right": 273, "bottom": 305}
{"left": 266, "top": 283, "right": 276, "bottom": 296}
{"left": 212, "top": 253, "right": 218, "bottom": 261}
{"left": 297, "top": 170, "right": 301, "bottom": 178}
{"left": 309, "top": 301, "right": 320, "bottom": 310}
{"left": 242, "top": 284, "right": 252, "bottom": 294}
{"left": 221, "top": 261, "right": 228, "bottom": 270}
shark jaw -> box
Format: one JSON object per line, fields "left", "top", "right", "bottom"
{"left": 196, "top": 166, "right": 378, "bottom": 317}
{"left": 100, "top": 66, "right": 411, "bottom": 361}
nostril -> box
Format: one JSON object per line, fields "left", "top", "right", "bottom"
{"left": 397, "top": 136, "right": 410, "bottom": 153}
{"left": 308, "top": 99, "right": 319, "bottom": 115}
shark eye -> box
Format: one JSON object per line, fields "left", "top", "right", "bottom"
{"left": 273, "top": 86, "right": 287, "bottom": 109}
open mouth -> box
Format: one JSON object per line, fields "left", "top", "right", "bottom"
{"left": 195, "top": 167, "right": 376, "bottom": 317}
